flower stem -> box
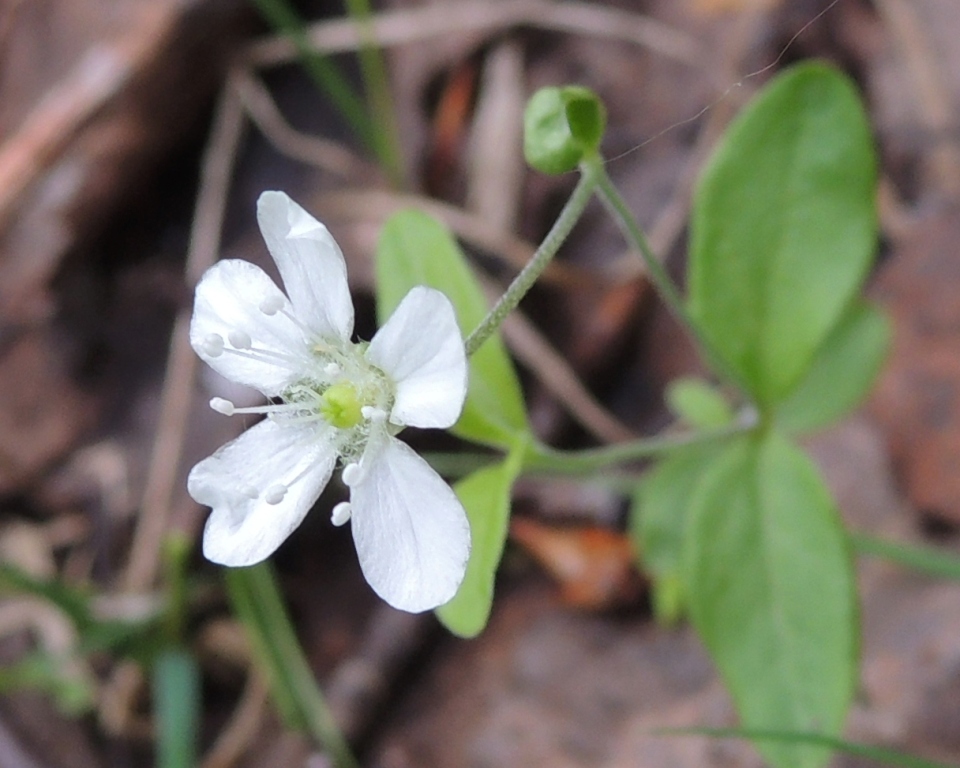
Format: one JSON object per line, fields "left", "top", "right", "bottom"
{"left": 464, "top": 162, "right": 601, "bottom": 357}
{"left": 585, "top": 155, "right": 749, "bottom": 394}
{"left": 523, "top": 419, "right": 754, "bottom": 475}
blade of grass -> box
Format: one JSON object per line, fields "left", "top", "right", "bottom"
{"left": 154, "top": 649, "right": 200, "bottom": 768}
{"left": 224, "top": 564, "right": 357, "bottom": 768}
{"left": 852, "top": 533, "right": 960, "bottom": 581}
{"left": 660, "top": 727, "right": 958, "bottom": 768}
{"left": 251, "top": 0, "right": 401, "bottom": 183}
{"left": 0, "top": 562, "right": 93, "bottom": 628}
{"left": 342, "top": 0, "right": 405, "bottom": 186}
{"left": 249, "top": 1, "right": 370, "bottom": 145}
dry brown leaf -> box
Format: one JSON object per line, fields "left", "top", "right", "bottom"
{"left": 510, "top": 517, "right": 644, "bottom": 610}
{"left": 870, "top": 208, "right": 960, "bottom": 524}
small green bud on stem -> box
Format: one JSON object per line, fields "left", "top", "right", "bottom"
{"left": 523, "top": 85, "right": 607, "bottom": 174}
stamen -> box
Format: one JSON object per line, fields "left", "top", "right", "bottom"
{"left": 219, "top": 346, "right": 308, "bottom": 373}
{"left": 324, "top": 362, "right": 341, "bottom": 376}
{"left": 341, "top": 463, "right": 361, "bottom": 486}
{"left": 259, "top": 295, "right": 284, "bottom": 316}
{"left": 229, "top": 401, "right": 308, "bottom": 416}
{"left": 228, "top": 329, "right": 253, "bottom": 350}
{"left": 279, "top": 307, "right": 314, "bottom": 338}
{"left": 240, "top": 485, "right": 259, "bottom": 499}
{"left": 361, "top": 406, "right": 387, "bottom": 423}
{"left": 331, "top": 501, "right": 352, "bottom": 526}
{"left": 210, "top": 397, "right": 236, "bottom": 416}
{"left": 265, "top": 484, "right": 288, "bottom": 505}
{"left": 201, "top": 333, "right": 225, "bottom": 357}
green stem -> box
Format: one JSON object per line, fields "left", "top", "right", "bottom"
{"left": 343, "top": 0, "right": 405, "bottom": 187}
{"left": 225, "top": 564, "right": 358, "bottom": 768}
{"left": 586, "top": 156, "right": 749, "bottom": 394}
{"left": 161, "top": 533, "right": 191, "bottom": 646}
{"left": 464, "top": 163, "right": 600, "bottom": 356}
{"left": 524, "top": 419, "right": 754, "bottom": 475}
{"left": 251, "top": 0, "right": 389, "bottom": 177}
{"left": 659, "top": 727, "right": 956, "bottom": 768}
{"left": 852, "top": 533, "right": 960, "bottom": 581}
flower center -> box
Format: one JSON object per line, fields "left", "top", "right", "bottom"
{"left": 319, "top": 381, "right": 363, "bottom": 429}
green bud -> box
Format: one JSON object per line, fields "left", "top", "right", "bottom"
{"left": 523, "top": 85, "right": 607, "bottom": 174}
{"left": 320, "top": 382, "right": 363, "bottom": 428}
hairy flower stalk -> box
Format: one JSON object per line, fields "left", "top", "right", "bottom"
{"left": 188, "top": 191, "right": 470, "bottom": 613}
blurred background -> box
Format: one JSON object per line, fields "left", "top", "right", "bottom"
{"left": 1, "top": 0, "right": 959, "bottom": 766}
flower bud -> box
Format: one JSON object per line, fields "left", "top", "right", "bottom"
{"left": 523, "top": 85, "right": 607, "bottom": 174}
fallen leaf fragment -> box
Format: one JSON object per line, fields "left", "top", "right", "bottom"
{"left": 510, "top": 517, "right": 644, "bottom": 610}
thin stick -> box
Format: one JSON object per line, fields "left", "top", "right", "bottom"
{"left": 318, "top": 188, "right": 590, "bottom": 285}
{"left": 200, "top": 674, "right": 270, "bottom": 768}
{"left": 231, "top": 68, "right": 370, "bottom": 179}
{"left": 500, "top": 309, "right": 636, "bottom": 443}
{"left": 124, "top": 87, "right": 245, "bottom": 591}
{"left": 247, "top": 0, "right": 699, "bottom": 68}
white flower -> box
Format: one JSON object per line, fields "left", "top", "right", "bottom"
{"left": 187, "top": 190, "right": 470, "bottom": 613}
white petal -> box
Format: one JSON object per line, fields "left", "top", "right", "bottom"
{"left": 349, "top": 436, "right": 470, "bottom": 612}
{"left": 190, "top": 259, "right": 309, "bottom": 396}
{"left": 366, "top": 287, "right": 467, "bottom": 429}
{"left": 257, "top": 191, "right": 354, "bottom": 341}
{"left": 189, "top": 418, "right": 336, "bottom": 566}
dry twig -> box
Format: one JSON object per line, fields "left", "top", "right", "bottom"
{"left": 125, "top": 86, "right": 245, "bottom": 591}
{"left": 230, "top": 69, "right": 373, "bottom": 181}
{"left": 247, "top": 0, "right": 700, "bottom": 69}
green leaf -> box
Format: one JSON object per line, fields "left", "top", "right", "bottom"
{"left": 665, "top": 377, "right": 734, "bottom": 429}
{"left": 376, "top": 210, "right": 529, "bottom": 448}
{"left": 436, "top": 440, "right": 525, "bottom": 637}
{"left": 685, "top": 432, "right": 857, "bottom": 768}
{"left": 775, "top": 301, "right": 890, "bottom": 433}
{"left": 523, "top": 86, "right": 607, "bottom": 174}
{"left": 688, "top": 62, "right": 878, "bottom": 406}
{"left": 0, "top": 562, "right": 94, "bottom": 629}
{"left": 0, "top": 652, "right": 95, "bottom": 714}
{"left": 0, "top": 562, "right": 163, "bottom": 664}
{"left": 629, "top": 442, "right": 726, "bottom": 624}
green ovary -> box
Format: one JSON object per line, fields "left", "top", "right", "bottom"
{"left": 320, "top": 382, "right": 364, "bottom": 428}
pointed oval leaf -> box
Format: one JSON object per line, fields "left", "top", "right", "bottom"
{"left": 436, "top": 443, "right": 524, "bottom": 637}
{"left": 376, "top": 210, "right": 529, "bottom": 447}
{"left": 685, "top": 432, "right": 858, "bottom": 768}
{"left": 629, "top": 442, "right": 728, "bottom": 624}
{"left": 775, "top": 301, "right": 890, "bottom": 434}
{"left": 689, "top": 62, "right": 878, "bottom": 405}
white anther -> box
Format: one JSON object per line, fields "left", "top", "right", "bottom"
{"left": 259, "top": 295, "right": 284, "bottom": 315}
{"left": 324, "top": 363, "right": 341, "bottom": 376}
{"left": 209, "top": 397, "right": 236, "bottom": 416}
{"left": 240, "top": 485, "right": 259, "bottom": 499}
{"left": 341, "top": 463, "right": 362, "bottom": 486}
{"left": 331, "top": 501, "right": 352, "bottom": 526}
{"left": 265, "top": 484, "right": 288, "bottom": 505}
{"left": 201, "top": 333, "right": 225, "bottom": 357}
{"left": 228, "top": 329, "right": 253, "bottom": 349}
{"left": 361, "top": 406, "right": 387, "bottom": 423}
